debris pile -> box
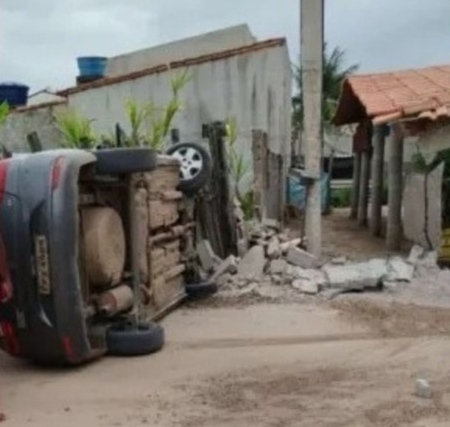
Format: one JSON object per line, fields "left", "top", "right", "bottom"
{"left": 196, "top": 219, "right": 441, "bottom": 301}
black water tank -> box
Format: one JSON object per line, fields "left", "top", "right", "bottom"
{"left": 0, "top": 82, "right": 29, "bottom": 107}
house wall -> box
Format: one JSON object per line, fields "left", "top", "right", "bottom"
{"left": 401, "top": 125, "right": 450, "bottom": 249}
{"left": 0, "top": 103, "right": 66, "bottom": 152}
{"left": 68, "top": 44, "right": 292, "bottom": 217}
{"left": 403, "top": 163, "right": 444, "bottom": 249}
{"left": 106, "top": 24, "right": 256, "bottom": 78}
{"left": 415, "top": 124, "right": 450, "bottom": 161}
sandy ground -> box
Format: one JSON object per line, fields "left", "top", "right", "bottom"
{"left": 322, "top": 208, "right": 413, "bottom": 261}
{"left": 288, "top": 208, "right": 410, "bottom": 261}
{"left": 2, "top": 299, "right": 449, "bottom": 427}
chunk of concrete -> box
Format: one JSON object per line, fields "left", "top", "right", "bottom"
{"left": 386, "top": 257, "right": 414, "bottom": 282}
{"left": 415, "top": 379, "right": 432, "bottom": 399}
{"left": 280, "top": 238, "right": 302, "bottom": 254}
{"left": 210, "top": 256, "right": 238, "bottom": 282}
{"left": 216, "top": 273, "right": 233, "bottom": 288}
{"left": 267, "top": 237, "right": 281, "bottom": 260}
{"left": 238, "top": 245, "right": 265, "bottom": 278}
{"left": 237, "top": 239, "right": 249, "bottom": 258}
{"left": 292, "top": 267, "right": 326, "bottom": 286}
{"left": 292, "top": 279, "right": 319, "bottom": 295}
{"left": 408, "top": 245, "right": 425, "bottom": 265}
{"left": 323, "top": 259, "right": 388, "bottom": 290}
{"left": 277, "top": 233, "right": 290, "bottom": 243}
{"left": 270, "top": 259, "right": 288, "bottom": 275}
{"left": 286, "top": 247, "right": 320, "bottom": 269}
{"left": 197, "top": 240, "right": 218, "bottom": 272}
{"left": 331, "top": 256, "right": 347, "bottom": 265}
{"left": 271, "top": 274, "right": 283, "bottom": 286}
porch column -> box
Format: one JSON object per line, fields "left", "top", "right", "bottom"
{"left": 370, "top": 126, "right": 386, "bottom": 236}
{"left": 358, "top": 149, "right": 371, "bottom": 227}
{"left": 387, "top": 123, "right": 404, "bottom": 251}
{"left": 350, "top": 152, "right": 362, "bottom": 219}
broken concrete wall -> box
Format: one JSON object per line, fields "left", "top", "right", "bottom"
{"left": 252, "top": 131, "right": 286, "bottom": 221}
{"left": 0, "top": 102, "right": 67, "bottom": 152}
{"left": 403, "top": 163, "right": 444, "bottom": 249}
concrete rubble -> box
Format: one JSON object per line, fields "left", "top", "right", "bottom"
{"left": 323, "top": 259, "right": 388, "bottom": 291}
{"left": 201, "top": 222, "right": 441, "bottom": 301}
{"left": 386, "top": 257, "right": 415, "bottom": 282}
{"left": 415, "top": 379, "right": 433, "bottom": 399}
{"left": 237, "top": 245, "right": 266, "bottom": 278}
{"left": 286, "top": 247, "right": 321, "bottom": 269}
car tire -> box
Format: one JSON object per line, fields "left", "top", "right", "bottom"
{"left": 106, "top": 321, "right": 164, "bottom": 356}
{"left": 165, "top": 142, "right": 211, "bottom": 195}
{"left": 185, "top": 282, "right": 218, "bottom": 300}
{"left": 94, "top": 148, "right": 157, "bottom": 175}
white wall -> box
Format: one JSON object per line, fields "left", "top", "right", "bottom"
{"left": 0, "top": 103, "right": 66, "bottom": 152}
{"left": 69, "top": 44, "right": 292, "bottom": 199}
{"left": 415, "top": 124, "right": 450, "bottom": 161}
{"left": 106, "top": 24, "right": 256, "bottom": 78}
{"left": 403, "top": 164, "right": 444, "bottom": 249}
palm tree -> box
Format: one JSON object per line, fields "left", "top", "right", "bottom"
{"left": 292, "top": 43, "right": 359, "bottom": 133}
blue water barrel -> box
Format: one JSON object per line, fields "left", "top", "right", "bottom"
{"left": 287, "top": 173, "right": 330, "bottom": 214}
{"left": 0, "top": 82, "right": 29, "bottom": 107}
{"left": 77, "top": 57, "right": 107, "bottom": 77}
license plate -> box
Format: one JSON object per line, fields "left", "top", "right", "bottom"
{"left": 34, "top": 235, "right": 51, "bottom": 295}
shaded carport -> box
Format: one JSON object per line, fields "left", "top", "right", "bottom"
{"left": 333, "top": 64, "right": 450, "bottom": 250}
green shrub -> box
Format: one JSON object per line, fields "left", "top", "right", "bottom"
{"left": 331, "top": 187, "right": 352, "bottom": 208}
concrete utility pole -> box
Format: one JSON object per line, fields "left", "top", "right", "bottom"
{"left": 301, "top": 0, "right": 324, "bottom": 257}
{"left": 387, "top": 123, "right": 404, "bottom": 251}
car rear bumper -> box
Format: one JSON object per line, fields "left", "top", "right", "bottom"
{"left": 0, "top": 150, "right": 99, "bottom": 364}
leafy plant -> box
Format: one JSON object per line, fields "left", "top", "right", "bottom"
{"left": 123, "top": 70, "right": 191, "bottom": 151}
{"left": 55, "top": 109, "right": 96, "bottom": 148}
{"left": 225, "top": 118, "right": 253, "bottom": 217}
{"left": 331, "top": 187, "right": 352, "bottom": 208}
{"left": 240, "top": 190, "right": 255, "bottom": 220}
{"left": 292, "top": 43, "right": 359, "bottom": 133}
{"left": 0, "top": 102, "right": 10, "bottom": 126}
{"left": 0, "top": 101, "right": 10, "bottom": 155}
{"left": 225, "top": 118, "right": 250, "bottom": 198}
{"left": 125, "top": 99, "right": 148, "bottom": 147}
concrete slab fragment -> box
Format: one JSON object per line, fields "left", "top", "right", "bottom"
{"left": 237, "top": 245, "right": 265, "bottom": 278}
{"left": 286, "top": 247, "right": 320, "bottom": 269}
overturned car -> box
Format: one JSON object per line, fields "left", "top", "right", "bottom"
{"left": 0, "top": 143, "right": 212, "bottom": 365}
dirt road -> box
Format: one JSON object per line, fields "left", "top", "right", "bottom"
{"left": 2, "top": 301, "right": 449, "bottom": 427}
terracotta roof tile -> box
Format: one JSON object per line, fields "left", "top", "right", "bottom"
{"left": 334, "top": 64, "right": 450, "bottom": 126}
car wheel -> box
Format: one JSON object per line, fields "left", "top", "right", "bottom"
{"left": 185, "top": 282, "right": 218, "bottom": 300}
{"left": 94, "top": 148, "right": 157, "bottom": 175}
{"left": 165, "top": 142, "right": 211, "bottom": 195}
{"left": 106, "top": 322, "right": 164, "bottom": 356}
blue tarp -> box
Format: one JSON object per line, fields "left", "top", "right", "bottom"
{"left": 287, "top": 172, "right": 330, "bottom": 214}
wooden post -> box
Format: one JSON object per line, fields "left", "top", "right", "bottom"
{"left": 357, "top": 150, "right": 371, "bottom": 227}
{"left": 301, "top": 0, "right": 324, "bottom": 257}
{"left": 387, "top": 123, "right": 404, "bottom": 250}
{"left": 350, "top": 152, "right": 362, "bottom": 219}
{"left": 370, "top": 126, "right": 386, "bottom": 236}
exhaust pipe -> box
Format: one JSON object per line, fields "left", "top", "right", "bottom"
{"left": 97, "top": 285, "right": 133, "bottom": 317}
